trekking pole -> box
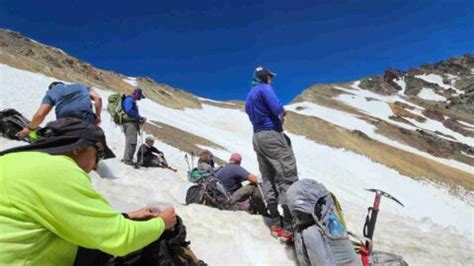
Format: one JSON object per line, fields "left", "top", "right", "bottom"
{"left": 190, "top": 151, "right": 195, "bottom": 169}
{"left": 138, "top": 124, "right": 144, "bottom": 168}
{"left": 363, "top": 189, "right": 404, "bottom": 253}
{"left": 256, "top": 176, "right": 269, "bottom": 209}
{"left": 184, "top": 154, "right": 191, "bottom": 171}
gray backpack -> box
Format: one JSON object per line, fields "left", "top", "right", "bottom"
{"left": 287, "top": 179, "right": 360, "bottom": 266}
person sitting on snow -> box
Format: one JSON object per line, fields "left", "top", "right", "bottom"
{"left": 0, "top": 118, "right": 177, "bottom": 265}
{"left": 215, "top": 153, "right": 268, "bottom": 215}
{"left": 196, "top": 149, "right": 216, "bottom": 175}
{"left": 136, "top": 136, "right": 175, "bottom": 172}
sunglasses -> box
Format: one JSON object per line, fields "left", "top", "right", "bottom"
{"left": 93, "top": 144, "right": 105, "bottom": 164}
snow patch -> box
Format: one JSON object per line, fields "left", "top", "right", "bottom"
{"left": 331, "top": 83, "right": 473, "bottom": 151}
{"left": 123, "top": 77, "right": 138, "bottom": 87}
{"left": 351, "top": 80, "right": 362, "bottom": 90}
{"left": 445, "top": 74, "right": 460, "bottom": 80}
{"left": 288, "top": 101, "right": 378, "bottom": 133}
{"left": 415, "top": 73, "right": 462, "bottom": 94}
{"left": 394, "top": 78, "right": 407, "bottom": 95}
{"left": 457, "top": 120, "right": 474, "bottom": 130}
{"left": 461, "top": 151, "right": 474, "bottom": 159}
{"left": 403, "top": 115, "right": 474, "bottom": 147}
{"left": 197, "top": 97, "right": 236, "bottom": 105}
{"left": 444, "top": 74, "right": 460, "bottom": 86}
{"left": 339, "top": 82, "right": 418, "bottom": 109}
{"left": 417, "top": 88, "right": 447, "bottom": 101}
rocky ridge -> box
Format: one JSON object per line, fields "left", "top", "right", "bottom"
{"left": 291, "top": 55, "right": 473, "bottom": 194}
{"left": 0, "top": 29, "right": 205, "bottom": 110}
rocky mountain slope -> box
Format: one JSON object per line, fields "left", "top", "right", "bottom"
{"left": 290, "top": 55, "right": 474, "bottom": 196}
{"left": 0, "top": 29, "right": 207, "bottom": 110}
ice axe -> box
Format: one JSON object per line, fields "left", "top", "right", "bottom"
{"left": 255, "top": 176, "right": 268, "bottom": 209}
{"left": 363, "top": 188, "right": 404, "bottom": 252}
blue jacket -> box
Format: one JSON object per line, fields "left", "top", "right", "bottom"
{"left": 245, "top": 83, "right": 285, "bottom": 133}
{"left": 122, "top": 96, "right": 141, "bottom": 120}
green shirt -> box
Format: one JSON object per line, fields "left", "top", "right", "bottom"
{"left": 0, "top": 152, "right": 165, "bottom": 265}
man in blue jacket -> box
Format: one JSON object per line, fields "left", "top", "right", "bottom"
{"left": 245, "top": 66, "right": 298, "bottom": 242}
{"left": 121, "top": 88, "right": 147, "bottom": 165}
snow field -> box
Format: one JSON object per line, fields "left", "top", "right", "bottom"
{"left": 1, "top": 64, "right": 473, "bottom": 265}
{"left": 417, "top": 87, "right": 447, "bottom": 101}
{"left": 123, "top": 77, "right": 138, "bottom": 87}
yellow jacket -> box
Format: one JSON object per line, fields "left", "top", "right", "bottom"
{"left": 0, "top": 152, "right": 165, "bottom": 265}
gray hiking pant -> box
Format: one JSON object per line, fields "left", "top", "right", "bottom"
{"left": 253, "top": 130, "right": 298, "bottom": 230}
{"left": 122, "top": 122, "right": 139, "bottom": 163}
{"left": 230, "top": 184, "right": 267, "bottom": 215}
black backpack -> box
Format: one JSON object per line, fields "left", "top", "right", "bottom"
{"left": 0, "top": 108, "right": 30, "bottom": 141}
{"left": 74, "top": 216, "right": 206, "bottom": 266}
{"left": 185, "top": 177, "right": 233, "bottom": 210}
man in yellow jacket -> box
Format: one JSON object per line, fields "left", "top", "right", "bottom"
{"left": 0, "top": 118, "right": 177, "bottom": 265}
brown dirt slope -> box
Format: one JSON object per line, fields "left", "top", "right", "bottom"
{"left": 143, "top": 120, "right": 226, "bottom": 165}
{"left": 0, "top": 29, "right": 201, "bottom": 110}
{"left": 292, "top": 83, "right": 364, "bottom": 114}
{"left": 388, "top": 103, "right": 426, "bottom": 122}
{"left": 136, "top": 77, "right": 201, "bottom": 110}
{"left": 0, "top": 29, "right": 132, "bottom": 93}
{"left": 198, "top": 99, "right": 244, "bottom": 110}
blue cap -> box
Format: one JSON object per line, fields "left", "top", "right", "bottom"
{"left": 133, "top": 88, "right": 146, "bottom": 99}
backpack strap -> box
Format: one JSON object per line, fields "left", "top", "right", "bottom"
{"left": 331, "top": 192, "right": 347, "bottom": 230}
{"left": 295, "top": 211, "right": 316, "bottom": 232}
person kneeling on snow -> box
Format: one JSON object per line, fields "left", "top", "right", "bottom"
{"left": 136, "top": 136, "right": 170, "bottom": 168}
{"left": 216, "top": 153, "right": 268, "bottom": 215}
{"left": 0, "top": 118, "right": 177, "bottom": 265}
{"left": 19, "top": 82, "right": 103, "bottom": 140}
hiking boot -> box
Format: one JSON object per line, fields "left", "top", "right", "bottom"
{"left": 121, "top": 160, "right": 135, "bottom": 166}
{"left": 280, "top": 230, "right": 294, "bottom": 243}
{"left": 270, "top": 226, "right": 282, "bottom": 238}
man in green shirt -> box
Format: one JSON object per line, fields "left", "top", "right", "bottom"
{"left": 0, "top": 118, "right": 177, "bottom": 265}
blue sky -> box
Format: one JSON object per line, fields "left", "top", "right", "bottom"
{"left": 1, "top": 0, "right": 473, "bottom": 103}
